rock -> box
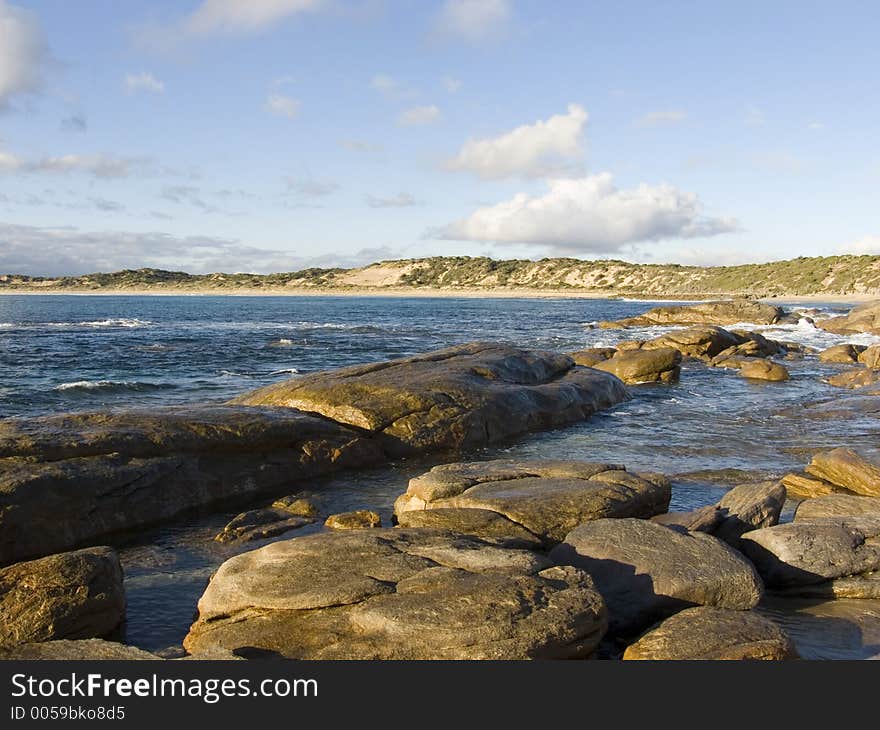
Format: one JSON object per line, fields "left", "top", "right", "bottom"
{"left": 184, "top": 529, "right": 608, "bottom": 659}
{"left": 650, "top": 506, "right": 724, "bottom": 533}
{"left": 643, "top": 326, "right": 741, "bottom": 361}
{"left": 781, "top": 472, "right": 840, "bottom": 500}
{"left": 272, "top": 495, "right": 319, "bottom": 517}
{"left": 795, "top": 494, "right": 880, "bottom": 520}
{"left": 214, "top": 508, "right": 313, "bottom": 544}
{"left": 0, "top": 405, "right": 385, "bottom": 566}
{"left": 232, "top": 342, "right": 630, "bottom": 457}
{"left": 395, "top": 508, "right": 543, "bottom": 549}
{"left": 713, "top": 481, "right": 787, "bottom": 547}
{"left": 622, "top": 607, "right": 798, "bottom": 660}
{"left": 0, "top": 639, "right": 159, "bottom": 660}
{"left": 805, "top": 448, "right": 880, "bottom": 497}
{"left": 549, "top": 518, "right": 763, "bottom": 635}
{"left": 726, "top": 330, "right": 785, "bottom": 358}
{"left": 615, "top": 339, "right": 645, "bottom": 351}
{"left": 0, "top": 547, "right": 125, "bottom": 648}
{"left": 324, "top": 510, "right": 382, "bottom": 530}
{"left": 739, "top": 360, "right": 790, "bottom": 381}
{"left": 818, "top": 301, "right": 880, "bottom": 335}
{"left": 771, "top": 572, "right": 880, "bottom": 599}
{"left": 608, "top": 299, "right": 784, "bottom": 328}
{"left": 819, "top": 344, "right": 867, "bottom": 364}
{"left": 859, "top": 345, "right": 880, "bottom": 368}
{"left": 569, "top": 347, "right": 616, "bottom": 367}
{"left": 394, "top": 460, "right": 671, "bottom": 544}
{"left": 827, "top": 368, "right": 880, "bottom": 389}
{"left": 592, "top": 347, "right": 682, "bottom": 385}
{"left": 739, "top": 518, "right": 880, "bottom": 587}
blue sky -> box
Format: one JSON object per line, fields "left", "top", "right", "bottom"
{"left": 0, "top": 0, "right": 878, "bottom": 275}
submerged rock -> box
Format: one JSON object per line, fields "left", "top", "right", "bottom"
{"left": 606, "top": 299, "right": 784, "bottom": 328}
{"left": 805, "top": 448, "right": 880, "bottom": 497}
{"left": 324, "top": 510, "right": 382, "bottom": 530}
{"left": 214, "top": 508, "right": 313, "bottom": 544}
{"left": 592, "top": 347, "right": 681, "bottom": 384}
{"left": 232, "top": 342, "right": 630, "bottom": 457}
{"left": 622, "top": 607, "right": 798, "bottom": 660}
{"left": 0, "top": 547, "right": 125, "bottom": 648}
{"left": 549, "top": 518, "right": 763, "bottom": 636}
{"left": 183, "top": 529, "right": 608, "bottom": 659}
{"left": 0, "top": 639, "right": 159, "bottom": 660}
{"left": 739, "top": 360, "right": 790, "bottom": 382}
{"left": 272, "top": 494, "right": 319, "bottom": 517}
{"left": 394, "top": 460, "right": 671, "bottom": 544}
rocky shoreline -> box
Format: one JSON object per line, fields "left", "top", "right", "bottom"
{"left": 5, "top": 298, "right": 880, "bottom": 660}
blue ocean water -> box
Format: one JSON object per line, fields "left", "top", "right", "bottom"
{"left": 2, "top": 294, "right": 880, "bottom": 657}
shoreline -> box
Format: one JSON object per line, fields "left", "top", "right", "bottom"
{"left": 0, "top": 286, "right": 875, "bottom": 304}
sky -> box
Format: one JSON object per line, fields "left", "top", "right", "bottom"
{"left": 0, "top": 0, "right": 878, "bottom": 275}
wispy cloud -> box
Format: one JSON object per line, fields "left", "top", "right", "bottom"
{"left": 366, "top": 192, "right": 418, "bottom": 208}
{"left": 636, "top": 109, "right": 687, "bottom": 127}
{"left": 442, "top": 76, "right": 462, "bottom": 93}
{"left": 60, "top": 113, "right": 88, "bottom": 132}
{"left": 266, "top": 93, "right": 300, "bottom": 119}
{"left": 285, "top": 176, "right": 339, "bottom": 197}
{"left": 745, "top": 104, "right": 765, "bottom": 127}
{"left": 433, "top": 0, "right": 511, "bottom": 43}
{"left": 398, "top": 104, "right": 441, "bottom": 126}
{"left": 124, "top": 71, "right": 165, "bottom": 94}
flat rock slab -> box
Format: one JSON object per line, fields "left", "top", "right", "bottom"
{"left": 0, "top": 639, "right": 159, "bottom": 660}
{"left": 214, "top": 508, "right": 314, "bottom": 544}
{"left": 805, "top": 448, "right": 880, "bottom": 497}
{"left": 651, "top": 505, "right": 724, "bottom": 533}
{"left": 395, "top": 508, "right": 543, "bottom": 549}
{"left": 795, "top": 494, "right": 880, "bottom": 520}
{"left": 232, "top": 342, "right": 630, "bottom": 456}
{"left": 623, "top": 607, "right": 798, "bottom": 660}
{"left": 184, "top": 529, "right": 608, "bottom": 660}
{"left": 608, "top": 300, "right": 784, "bottom": 328}
{"left": 740, "top": 517, "right": 880, "bottom": 587}
{"left": 0, "top": 547, "right": 125, "bottom": 648}
{"left": 549, "top": 518, "right": 763, "bottom": 636}
{"left": 324, "top": 510, "right": 382, "bottom": 530}
{"left": 394, "top": 460, "right": 671, "bottom": 544}
{"left": 771, "top": 572, "right": 880, "bottom": 600}
{"left": 781, "top": 472, "right": 840, "bottom": 500}
{"left": 0, "top": 405, "right": 384, "bottom": 566}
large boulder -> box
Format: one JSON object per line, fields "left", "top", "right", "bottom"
{"left": 0, "top": 406, "right": 384, "bottom": 566}
{"left": 739, "top": 517, "right": 880, "bottom": 587}
{"left": 622, "top": 607, "right": 798, "bottom": 660}
{"left": 818, "top": 344, "right": 867, "bottom": 364}
{"left": 651, "top": 506, "right": 724, "bottom": 533}
{"left": 781, "top": 472, "right": 840, "bottom": 500}
{"left": 183, "top": 529, "right": 608, "bottom": 659}
{"left": 393, "top": 460, "right": 671, "bottom": 544}
{"left": 232, "top": 342, "right": 629, "bottom": 456}
{"left": 795, "top": 494, "right": 880, "bottom": 520}
{"left": 642, "top": 326, "right": 741, "bottom": 361}
{"left": 0, "top": 639, "right": 159, "bottom": 660}
{"left": 569, "top": 347, "right": 617, "bottom": 367}
{"left": 859, "top": 345, "right": 880, "bottom": 368}
{"left": 818, "top": 301, "right": 880, "bottom": 335}
{"left": 0, "top": 547, "right": 125, "bottom": 648}
{"left": 592, "top": 347, "right": 681, "bottom": 384}
{"left": 713, "top": 481, "right": 786, "bottom": 547}
{"left": 739, "top": 360, "right": 790, "bottom": 382}
{"left": 549, "top": 518, "right": 763, "bottom": 635}
{"left": 607, "top": 300, "right": 784, "bottom": 328}
{"left": 805, "top": 448, "right": 880, "bottom": 497}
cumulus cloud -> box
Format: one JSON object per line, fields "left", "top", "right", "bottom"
{"left": 285, "top": 177, "right": 339, "bottom": 197}
{"left": 0, "top": 0, "right": 50, "bottom": 110}
{"left": 124, "top": 71, "right": 165, "bottom": 94}
{"left": 181, "top": 0, "right": 323, "bottom": 36}
{"left": 446, "top": 104, "right": 587, "bottom": 180}
{"left": 636, "top": 110, "right": 686, "bottom": 127}
{"left": 266, "top": 93, "right": 300, "bottom": 119}
{"left": 432, "top": 173, "right": 739, "bottom": 254}
{"left": 434, "top": 0, "right": 511, "bottom": 42}
{"left": 839, "top": 235, "right": 880, "bottom": 255}
{"left": 365, "top": 192, "right": 417, "bottom": 208}
{"left": 398, "top": 104, "right": 440, "bottom": 126}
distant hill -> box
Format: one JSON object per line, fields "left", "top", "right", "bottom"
{"left": 3, "top": 255, "right": 880, "bottom": 297}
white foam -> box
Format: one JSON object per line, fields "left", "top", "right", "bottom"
{"left": 54, "top": 380, "right": 138, "bottom": 391}
{"left": 269, "top": 368, "right": 299, "bottom": 375}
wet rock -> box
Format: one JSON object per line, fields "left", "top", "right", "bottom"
{"left": 549, "top": 518, "right": 763, "bottom": 635}
{"left": 713, "top": 481, "right": 787, "bottom": 547}
{"left": 0, "top": 405, "right": 384, "bottom": 566}
{"left": 607, "top": 299, "right": 784, "bottom": 328}
{"left": 650, "top": 506, "right": 724, "bottom": 533}
{"left": 395, "top": 508, "right": 543, "bottom": 549}
{"left": 0, "top": 547, "right": 125, "bottom": 648}
{"left": 622, "top": 607, "right": 798, "bottom": 660}
{"left": 233, "top": 342, "right": 630, "bottom": 457}
{"left": 805, "top": 448, "right": 880, "bottom": 497}
{"left": 819, "top": 344, "right": 867, "bottom": 364}
{"left": 183, "top": 529, "right": 607, "bottom": 659}
{"left": 827, "top": 368, "right": 880, "bottom": 389}
{"left": 643, "top": 326, "right": 741, "bottom": 361}
{"left": 569, "top": 347, "right": 617, "bottom": 367}
{"left": 771, "top": 572, "right": 880, "bottom": 599}
{"left": 818, "top": 300, "right": 880, "bottom": 336}
{"left": 394, "top": 460, "right": 671, "bottom": 544}
{"left": 859, "top": 345, "right": 880, "bottom": 369}
{"left": 214, "top": 508, "right": 313, "bottom": 544}
{"left": 592, "top": 347, "right": 682, "bottom": 384}
{"left": 795, "top": 494, "right": 880, "bottom": 520}
{"left": 324, "top": 510, "right": 382, "bottom": 530}
{"left": 272, "top": 494, "right": 319, "bottom": 517}
{"left": 740, "top": 517, "right": 880, "bottom": 587}
{"left": 0, "top": 639, "right": 159, "bottom": 660}
{"left": 781, "top": 472, "right": 840, "bottom": 500}
{"left": 739, "top": 360, "right": 790, "bottom": 382}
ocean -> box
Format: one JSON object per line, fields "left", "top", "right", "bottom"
{"left": 2, "top": 294, "right": 880, "bottom": 657}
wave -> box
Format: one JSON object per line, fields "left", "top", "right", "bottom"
{"left": 78, "top": 318, "right": 152, "bottom": 328}
{"left": 269, "top": 368, "right": 299, "bottom": 376}
{"left": 219, "top": 367, "right": 300, "bottom": 378}
{"left": 53, "top": 380, "right": 172, "bottom": 393}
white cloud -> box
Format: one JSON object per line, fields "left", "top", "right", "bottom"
{"left": 807, "top": 121, "right": 825, "bottom": 131}
{"left": 745, "top": 105, "right": 765, "bottom": 127}
{"left": 432, "top": 173, "right": 738, "bottom": 254}
{"left": 371, "top": 74, "right": 398, "bottom": 96}
{"left": 285, "top": 177, "right": 339, "bottom": 197}
{"left": 0, "top": 0, "right": 50, "bottom": 110}
{"left": 124, "top": 71, "right": 165, "bottom": 94}
{"left": 266, "top": 93, "right": 300, "bottom": 119}
{"left": 398, "top": 104, "right": 440, "bottom": 126}
{"left": 839, "top": 236, "right": 880, "bottom": 255}
{"left": 366, "top": 192, "right": 417, "bottom": 208}
{"left": 434, "top": 0, "right": 511, "bottom": 42}
{"left": 0, "top": 150, "right": 147, "bottom": 178}
{"left": 339, "top": 139, "right": 383, "bottom": 153}
{"left": 442, "top": 76, "right": 462, "bottom": 93}
{"left": 636, "top": 110, "right": 687, "bottom": 127}
{"left": 446, "top": 104, "right": 587, "bottom": 180}
{"left": 183, "top": 0, "right": 324, "bottom": 36}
